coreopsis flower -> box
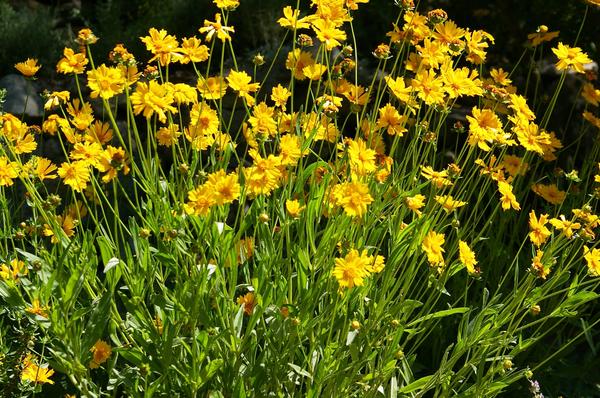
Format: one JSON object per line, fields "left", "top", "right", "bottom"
{"left": 416, "top": 38, "right": 449, "bottom": 69}
{"left": 332, "top": 181, "right": 374, "bottom": 217}
{"left": 532, "top": 183, "right": 566, "bottom": 205}
{"left": 377, "top": 103, "right": 407, "bottom": 136}
{"left": 528, "top": 210, "right": 551, "bottom": 247}
{"left": 441, "top": 65, "right": 483, "bottom": 98}
{"left": 420, "top": 166, "right": 452, "bottom": 188}
{"left": 237, "top": 292, "right": 256, "bottom": 315}
{"left": 140, "top": 28, "right": 181, "bottom": 66}
{"left": 186, "top": 103, "right": 219, "bottom": 150}
{"left": 498, "top": 181, "right": 521, "bottom": 211}
{"left": 552, "top": 43, "right": 592, "bottom": 74}
{"left": 67, "top": 99, "right": 95, "bottom": 131}
{"left": 89, "top": 340, "right": 112, "bottom": 369}
{"left": 411, "top": 69, "right": 446, "bottom": 106}
{"left": 422, "top": 230, "right": 445, "bottom": 268}
{"left": 178, "top": 37, "right": 210, "bottom": 64}
{"left": 130, "top": 81, "right": 177, "bottom": 123}
{"left": 286, "top": 199, "right": 305, "bottom": 218}
{"left": 582, "top": 83, "right": 600, "bottom": 107}
{"left": 21, "top": 355, "right": 54, "bottom": 385}
{"left": 44, "top": 90, "right": 70, "bottom": 110}
{"left": 583, "top": 111, "right": 600, "bottom": 130}
{"left": 56, "top": 47, "right": 88, "bottom": 74}
{"left": 244, "top": 150, "right": 283, "bottom": 197}
{"left": 435, "top": 195, "right": 467, "bottom": 213}
{"left": 14, "top": 58, "right": 40, "bottom": 77}
{"left": 97, "top": 146, "right": 130, "bottom": 183}
{"left": 249, "top": 102, "right": 277, "bottom": 137}
{"left": 87, "top": 64, "right": 126, "bottom": 100}
{"left": 0, "top": 157, "right": 19, "bottom": 187}
{"left": 302, "top": 63, "right": 327, "bottom": 81}
{"left": 207, "top": 169, "right": 240, "bottom": 205}
{"left": 26, "top": 299, "right": 50, "bottom": 318}
{"left": 70, "top": 141, "right": 104, "bottom": 168}
{"left": 527, "top": 25, "right": 559, "bottom": 47}
{"left": 345, "top": 138, "right": 376, "bottom": 178}
{"left": 508, "top": 94, "right": 535, "bottom": 122}
{"left": 214, "top": 0, "right": 239, "bottom": 10}
{"left": 58, "top": 161, "right": 90, "bottom": 192}
{"left": 490, "top": 68, "right": 512, "bottom": 87}
{"left": 401, "top": 11, "right": 430, "bottom": 44}
{"left": 466, "top": 107, "right": 502, "bottom": 151}
{"left": 0, "top": 258, "right": 28, "bottom": 281}
{"left": 199, "top": 13, "right": 235, "bottom": 42}
{"left": 184, "top": 185, "right": 215, "bottom": 216}
{"left": 549, "top": 215, "right": 581, "bottom": 239}
{"left": 77, "top": 28, "right": 98, "bottom": 45}
{"left": 501, "top": 155, "right": 528, "bottom": 177}
{"left": 459, "top": 241, "right": 478, "bottom": 275}
{"left": 227, "top": 70, "right": 260, "bottom": 105}
{"left": 156, "top": 124, "right": 181, "bottom": 147}
{"left": 311, "top": 18, "right": 347, "bottom": 50}
{"left": 279, "top": 134, "right": 303, "bottom": 166}
{"left": 34, "top": 157, "right": 58, "bottom": 181}
{"left": 405, "top": 194, "right": 426, "bottom": 216}
{"left": 432, "top": 20, "right": 465, "bottom": 50}
{"left": 86, "top": 121, "right": 113, "bottom": 145}
{"left": 285, "top": 49, "right": 315, "bottom": 80}
{"left": 333, "top": 249, "right": 370, "bottom": 289}
{"left": 587, "top": 0, "right": 600, "bottom": 6}
{"left": 513, "top": 120, "right": 551, "bottom": 155}
{"left": 271, "top": 84, "right": 291, "bottom": 110}
{"left": 465, "top": 29, "right": 494, "bottom": 64}
{"left": 109, "top": 43, "right": 135, "bottom": 64}
{"left": 584, "top": 246, "right": 600, "bottom": 276}
{"left": 385, "top": 76, "right": 415, "bottom": 106}
{"left": 278, "top": 6, "right": 312, "bottom": 30}
{"left": 531, "top": 250, "right": 550, "bottom": 279}
{"left": 197, "top": 76, "right": 228, "bottom": 100}
{"left": 171, "top": 83, "right": 197, "bottom": 105}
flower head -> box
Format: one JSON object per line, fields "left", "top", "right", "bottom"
{"left": 15, "top": 58, "right": 40, "bottom": 77}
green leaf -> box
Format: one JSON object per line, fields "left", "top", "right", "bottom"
{"left": 407, "top": 307, "right": 469, "bottom": 327}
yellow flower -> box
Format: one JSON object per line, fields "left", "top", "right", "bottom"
{"left": 130, "top": 81, "right": 177, "bottom": 123}
{"left": 0, "top": 258, "right": 28, "bottom": 281}
{"left": 26, "top": 299, "right": 50, "bottom": 318}
{"left": 420, "top": 166, "right": 452, "bottom": 188}
{"left": 376, "top": 103, "right": 408, "bottom": 136}
{"left": 285, "top": 49, "right": 315, "bottom": 80}
{"left": 311, "top": 18, "right": 347, "bottom": 50}
{"left": 466, "top": 107, "right": 502, "bottom": 151}
{"left": 549, "top": 215, "right": 581, "bottom": 239}
{"left": 56, "top": 47, "right": 88, "bottom": 74}
{"left": 501, "top": 154, "right": 528, "bottom": 176}
{"left": 184, "top": 185, "right": 216, "bottom": 216}
{"left": 434, "top": 195, "right": 467, "bottom": 213}
{"left": 97, "top": 146, "right": 130, "bottom": 183}
{"left": 35, "top": 157, "right": 58, "bottom": 181}
{"left": 332, "top": 181, "right": 373, "bottom": 217}
{"left": 582, "top": 83, "right": 600, "bottom": 107}
{"left": 77, "top": 28, "right": 98, "bottom": 45}
{"left": 302, "top": 63, "right": 327, "bottom": 81}
{"left": 21, "top": 355, "right": 54, "bottom": 385}
{"left": 156, "top": 124, "right": 181, "bottom": 147}
{"left": 90, "top": 340, "right": 112, "bottom": 369}
{"left": 58, "top": 161, "right": 90, "bottom": 192}
{"left": 411, "top": 69, "right": 445, "bottom": 106}
{"left": 528, "top": 210, "right": 551, "bottom": 247}
{"left": 531, "top": 250, "right": 550, "bottom": 279}
{"left": 197, "top": 76, "right": 228, "bottom": 100}
{"left": 227, "top": 70, "right": 260, "bottom": 105}
{"left": 459, "top": 241, "right": 478, "bottom": 275}
{"left": 405, "top": 194, "right": 426, "bottom": 216}
{"left": 333, "top": 249, "right": 370, "bottom": 289}
{"left": 513, "top": 120, "right": 551, "bottom": 155}
{"left": 87, "top": 64, "right": 126, "bottom": 100}
{"left": 0, "top": 156, "right": 19, "bottom": 187}
{"left": 583, "top": 246, "right": 600, "bottom": 276}
{"left": 237, "top": 292, "right": 256, "bottom": 315}
{"left": 199, "top": 13, "right": 235, "bottom": 42}
{"left": 347, "top": 138, "right": 377, "bottom": 177}
{"left": 279, "top": 134, "right": 303, "bottom": 166}
{"left": 214, "top": 0, "right": 239, "bottom": 10}
{"left": 441, "top": 65, "right": 483, "bottom": 98}
{"left": 278, "top": 6, "right": 312, "bottom": 30}
{"left": 552, "top": 42, "right": 592, "bottom": 74}
{"left": 286, "top": 199, "right": 305, "bottom": 218}
{"left": 422, "top": 230, "right": 445, "bottom": 268}
{"left": 271, "top": 84, "right": 291, "bottom": 110}
{"left": 14, "top": 58, "right": 41, "bottom": 77}
{"left": 531, "top": 183, "right": 566, "bottom": 205}
{"left": 207, "top": 169, "right": 241, "bottom": 205}
{"left": 498, "top": 181, "right": 521, "bottom": 211}
{"left": 140, "top": 28, "right": 181, "bottom": 66}
{"left": 178, "top": 37, "right": 210, "bottom": 64}
{"left": 44, "top": 90, "right": 70, "bottom": 110}
{"left": 172, "top": 83, "right": 198, "bottom": 105}
{"left": 527, "top": 25, "right": 559, "bottom": 47}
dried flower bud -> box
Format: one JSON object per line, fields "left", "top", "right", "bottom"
{"left": 297, "top": 34, "right": 313, "bottom": 47}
